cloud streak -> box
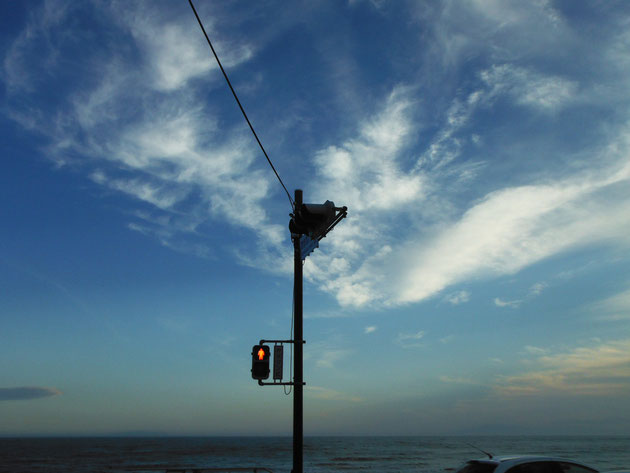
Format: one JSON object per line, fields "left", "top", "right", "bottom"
{"left": 309, "top": 124, "right": 630, "bottom": 307}
{"left": 444, "top": 290, "right": 471, "bottom": 305}
{"left": 496, "top": 339, "right": 630, "bottom": 396}
{"left": 494, "top": 298, "right": 521, "bottom": 309}
{"left": 396, "top": 330, "right": 425, "bottom": 348}
{"left": 481, "top": 64, "right": 578, "bottom": 112}
{"left": 0, "top": 387, "right": 61, "bottom": 401}
{"left": 591, "top": 286, "right": 630, "bottom": 321}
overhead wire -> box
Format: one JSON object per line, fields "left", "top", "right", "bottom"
{"left": 188, "top": 0, "right": 295, "bottom": 209}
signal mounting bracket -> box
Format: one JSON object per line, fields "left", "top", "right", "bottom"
{"left": 258, "top": 380, "right": 306, "bottom": 386}
{"left": 254, "top": 339, "right": 305, "bottom": 387}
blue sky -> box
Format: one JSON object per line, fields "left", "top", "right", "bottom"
{"left": 1, "top": 0, "right": 630, "bottom": 436}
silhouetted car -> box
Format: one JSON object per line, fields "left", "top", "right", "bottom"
{"left": 455, "top": 456, "right": 600, "bottom": 473}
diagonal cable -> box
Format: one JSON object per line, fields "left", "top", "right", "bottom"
{"left": 188, "top": 0, "right": 294, "bottom": 209}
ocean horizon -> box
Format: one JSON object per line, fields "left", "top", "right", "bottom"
{"left": 1, "top": 435, "right": 628, "bottom": 473}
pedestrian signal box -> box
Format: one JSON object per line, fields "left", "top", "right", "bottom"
{"left": 251, "top": 345, "right": 270, "bottom": 380}
{"left": 273, "top": 344, "right": 284, "bottom": 380}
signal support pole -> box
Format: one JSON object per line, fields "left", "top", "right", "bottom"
{"left": 292, "top": 189, "right": 304, "bottom": 473}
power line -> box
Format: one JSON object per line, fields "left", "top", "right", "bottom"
{"left": 188, "top": 0, "right": 295, "bottom": 209}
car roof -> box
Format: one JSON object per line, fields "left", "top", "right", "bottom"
{"left": 476, "top": 456, "right": 575, "bottom": 463}
{"left": 467, "top": 456, "right": 598, "bottom": 472}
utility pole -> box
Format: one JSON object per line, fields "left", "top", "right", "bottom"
{"left": 252, "top": 189, "right": 346, "bottom": 473}
{"left": 188, "top": 4, "right": 345, "bottom": 468}
{"left": 292, "top": 189, "right": 304, "bottom": 473}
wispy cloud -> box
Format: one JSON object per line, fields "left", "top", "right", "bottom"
{"left": 439, "top": 375, "right": 477, "bottom": 385}
{"left": 481, "top": 64, "right": 578, "bottom": 112}
{"left": 396, "top": 330, "right": 425, "bottom": 348}
{"left": 122, "top": 5, "right": 252, "bottom": 92}
{"left": 307, "top": 386, "right": 362, "bottom": 403}
{"left": 304, "top": 86, "right": 426, "bottom": 307}
{"left": 496, "top": 339, "right": 630, "bottom": 396}
{"left": 523, "top": 345, "right": 548, "bottom": 356}
{"left": 444, "top": 290, "right": 471, "bottom": 305}
{"left": 0, "top": 387, "right": 61, "bottom": 401}
{"left": 395, "top": 157, "right": 630, "bottom": 305}
{"left": 417, "top": 0, "right": 568, "bottom": 69}
{"left": 494, "top": 297, "right": 522, "bottom": 309}
{"left": 310, "top": 125, "right": 630, "bottom": 308}
{"left": 591, "top": 286, "right": 630, "bottom": 321}
{"left": 2, "top": 0, "right": 72, "bottom": 92}
{"left": 310, "top": 347, "right": 351, "bottom": 369}
{"left": 299, "top": 14, "right": 630, "bottom": 310}
{"left": 364, "top": 326, "right": 377, "bottom": 334}
{"left": 529, "top": 282, "right": 547, "bottom": 296}
{"left": 494, "top": 282, "right": 546, "bottom": 309}
{"left": 2, "top": 0, "right": 287, "bottom": 262}
{"left": 313, "top": 86, "right": 423, "bottom": 213}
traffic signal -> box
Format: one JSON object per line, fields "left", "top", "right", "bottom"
{"left": 289, "top": 200, "right": 337, "bottom": 239}
{"left": 251, "top": 345, "right": 270, "bottom": 380}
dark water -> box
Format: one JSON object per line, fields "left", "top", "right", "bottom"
{"left": 0, "top": 436, "right": 628, "bottom": 473}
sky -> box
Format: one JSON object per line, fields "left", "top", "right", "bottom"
{"left": 1, "top": 0, "right": 630, "bottom": 437}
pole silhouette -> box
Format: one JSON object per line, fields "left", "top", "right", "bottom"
{"left": 292, "top": 189, "right": 304, "bottom": 473}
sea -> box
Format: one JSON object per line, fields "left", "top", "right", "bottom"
{"left": 0, "top": 436, "right": 628, "bottom": 473}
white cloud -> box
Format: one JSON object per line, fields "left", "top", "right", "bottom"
{"left": 304, "top": 87, "right": 428, "bottom": 306}
{"left": 481, "top": 64, "right": 578, "bottom": 111}
{"left": 494, "top": 297, "right": 521, "bottom": 309}
{"left": 303, "top": 71, "right": 630, "bottom": 309}
{"left": 116, "top": 2, "right": 253, "bottom": 92}
{"left": 523, "top": 345, "right": 548, "bottom": 355}
{"left": 90, "top": 171, "right": 185, "bottom": 211}
{"left": 364, "top": 326, "right": 377, "bottom": 334}
{"left": 529, "top": 282, "right": 547, "bottom": 296}
{"left": 444, "top": 290, "right": 471, "bottom": 305}
{"left": 3, "top": 1, "right": 287, "bottom": 260}
{"left": 416, "top": 91, "right": 482, "bottom": 172}
{"left": 314, "top": 86, "right": 424, "bottom": 213}
{"left": 374, "top": 150, "right": 630, "bottom": 307}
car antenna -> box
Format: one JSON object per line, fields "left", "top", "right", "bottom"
{"left": 467, "top": 443, "right": 494, "bottom": 459}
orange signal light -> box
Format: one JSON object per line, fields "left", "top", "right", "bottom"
{"left": 252, "top": 344, "right": 270, "bottom": 380}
